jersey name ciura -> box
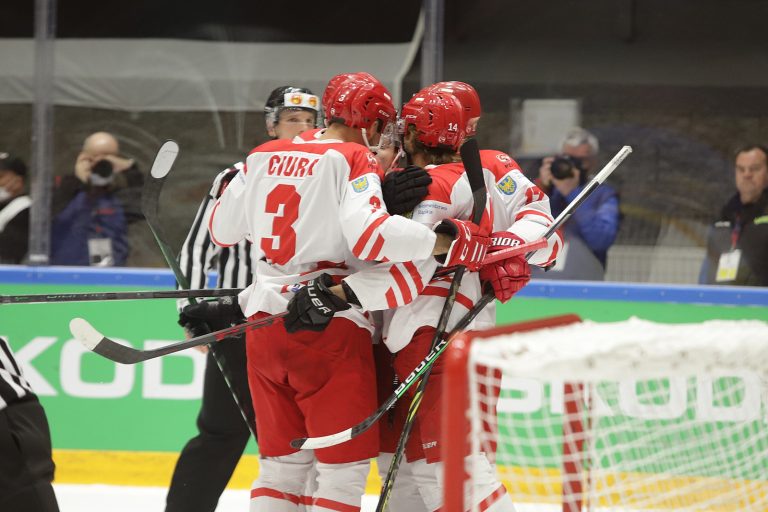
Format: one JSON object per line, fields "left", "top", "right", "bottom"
{"left": 266, "top": 153, "right": 320, "bottom": 178}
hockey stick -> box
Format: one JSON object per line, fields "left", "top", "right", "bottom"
{"left": 140, "top": 140, "right": 257, "bottom": 437}
{"left": 290, "top": 145, "right": 632, "bottom": 451}
{"left": 69, "top": 312, "right": 286, "bottom": 364}
{"left": 376, "top": 138, "right": 487, "bottom": 511}
{"left": 1, "top": 288, "right": 241, "bottom": 305}
{"left": 0, "top": 239, "right": 542, "bottom": 305}
{"left": 431, "top": 237, "right": 547, "bottom": 278}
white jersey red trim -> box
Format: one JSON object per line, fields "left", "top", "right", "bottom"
{"left": 345, "top": 161, "right": 492, "bottom": 353}
{"left": 344, "top": 149, "right": 561, "bottom": 350}
{"left": 208, "top": 136, "right": 438, "bottom": 329}
{"left": 480, "top": 149, "right": 561, "bottom": 266}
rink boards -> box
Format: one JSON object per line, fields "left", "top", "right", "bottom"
{"left": 1, "top": 266, "right": 766, "bottom": 493}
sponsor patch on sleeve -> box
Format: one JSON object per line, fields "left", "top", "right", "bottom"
{"left": 496, "top": 175, "right": 517, "bottom": 195}
{"left": 351, "top": 176, "right": 369, "bottom": 193}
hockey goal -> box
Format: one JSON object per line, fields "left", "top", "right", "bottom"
{"left": 442, "top": 314, "right": 768, "bottom": 512}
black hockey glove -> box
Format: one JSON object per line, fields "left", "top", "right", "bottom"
{"left": 178, "top": 296, "right": 244, "bottom": 337}
{"left": 284, "top": 273, "right": 351, "bottom": 333}
{"left": 381, "top": 165, "right": 432, "bottom": 215}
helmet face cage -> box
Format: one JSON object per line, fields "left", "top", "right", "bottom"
{"left": 402, "top": 92, "right": 466, "bottom": 151}
{"left": 377, "top": 121, "right": 401, "bottom": 151}
{"left": 265, "top": 86, "right": 320, "bottom": 129}
{"left": 428, "top": 81, "right": 481, "bottom": 136}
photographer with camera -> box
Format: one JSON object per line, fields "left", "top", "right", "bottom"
{"left": 50, "top": 132, "right": 133, "bottom": 266}
{"left": 536, "top": 127, "right": 620, "bottom": 278}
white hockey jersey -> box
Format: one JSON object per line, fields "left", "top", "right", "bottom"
{"left": 345, "top": 161, "right": 492, "bottom": 352}
{"left": 344, "top": 150, "right": 561, "bottom": 352}
{"left": 208, "top": 136, "right": 440, "bottom": 329}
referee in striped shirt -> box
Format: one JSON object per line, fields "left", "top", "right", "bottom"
{"left": 0, "top": 337, "right": 60, "bottom": 511}
{"left": 165, "top": 85, "right": 320, "bottom": 512}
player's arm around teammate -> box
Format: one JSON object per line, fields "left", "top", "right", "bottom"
{"left": 205, "top": 73, "right": 490, "bottom": 512}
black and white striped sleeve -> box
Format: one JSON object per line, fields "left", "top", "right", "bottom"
{"left": 0, "top": 337, "right": 34, "bottom": 410}
{"left": 178, "top": 163, "right": 253, "bottom": 310}
{"left": 178, "top": 193, "right": 219, "bottom": 308}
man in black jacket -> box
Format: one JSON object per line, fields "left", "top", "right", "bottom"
{"left": 702, "top": 144, "right": 768, "bottom": 286}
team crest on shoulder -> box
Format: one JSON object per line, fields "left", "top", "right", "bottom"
{"left": 496, "top": 175, "right": 517, "bottom": 195}
{"left": 496, "top": 153, "right": 512, "bottom": 164}
{"left": 351, "top": 176, "right": 369, "bottom": 193}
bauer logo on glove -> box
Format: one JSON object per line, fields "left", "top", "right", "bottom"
{"left": 284, "top": 273, "right": 351, "bottom": 333}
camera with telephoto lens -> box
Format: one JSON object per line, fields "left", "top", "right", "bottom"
{"left": 89, "top": 159, "right": 114, "bottom": 186}
{"left": 549, "top": 155, "right": 585, "bottom": 180}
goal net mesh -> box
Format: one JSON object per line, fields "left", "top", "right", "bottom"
{"left": 444, "top": 315, "right": 768, "bottom": 512}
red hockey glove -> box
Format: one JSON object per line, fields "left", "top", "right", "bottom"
{"left": 208, "top": 166, "right": 240, "bottom": 199}
{"left": 480, "top": 232, "right": 531, "bottom": 303}
{"left": 434, "top": 218, "right": 490, "bottom": 271}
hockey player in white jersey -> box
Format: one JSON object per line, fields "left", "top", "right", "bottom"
{"left": 380, "top": 83, "right": 560, "bottom": 511}
{"left": 167, "top": 85, "right": 321, "bottom": 512}
{"left": 208, "top": 73, "right": 491, "bottom": 512}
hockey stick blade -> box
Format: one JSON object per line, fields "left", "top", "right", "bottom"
{"left": 293, "top": 146, "right": 634, "bottom": 453}
{"left": 2, "top": 287, "right": 241, "bottom": 305}
{"left": 71, "top": 312, "right": 286, "bottom": 364}
{"left": 150, "top": 140, "right": 179, "bottom": 180}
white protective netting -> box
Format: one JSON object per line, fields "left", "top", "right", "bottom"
{"left": 459, "top": 317, "right": 768, "bottom": 512}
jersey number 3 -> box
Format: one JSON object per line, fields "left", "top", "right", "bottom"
{"left": 261, "top": 184, "right": 300, "bottom": 265}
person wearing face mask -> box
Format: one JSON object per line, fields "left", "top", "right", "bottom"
{"left": 0, "top": 154, "right": 31, "bottom": 264}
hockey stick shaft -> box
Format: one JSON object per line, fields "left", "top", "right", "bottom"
{"left": 445, "top": 146, "right": 634, "bottom": 336}
{"left": 291, "top": 145, "right": 632, "bottom": 452}
{"left": 70, "top": 312, "right": 286, "bottom": 364}
{"left": 1, "top": 288, "right": 241, "bottom": 305}
{"left": 431, "top": 237, "right": 547, "bottom": 278}
{"left": 141, "top": 140, "right": 256, "bottom": 438}
{"left": 376, "top": 138, "right": 487, "bottom": 511}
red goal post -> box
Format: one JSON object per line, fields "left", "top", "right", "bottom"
{"left": 442, "top": 314, "right": 583, "bottom": 512}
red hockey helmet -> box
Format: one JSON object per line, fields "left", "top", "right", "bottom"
{"left": 326, "top": 76, "right": 396, "bottom": 131}
{"left": 428, "top": 81, "right": 482, "bottom": 136}
{"left": 401, "top": 91, "right": 466, "bottom": 151}
{"left": 322, "top": 72, "right": 376, "bottom": 123}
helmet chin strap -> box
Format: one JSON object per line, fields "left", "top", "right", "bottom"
{"left": 361, "top": 127, "right": 376, "bottom": 151}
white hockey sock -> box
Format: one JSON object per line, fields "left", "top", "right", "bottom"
{"left": 312, "top": 459, "right": 369, "bottom": 511}
{"left": 405, "top": 454, "right": 516, "bottom": 512}
{"left": 409, "top": 458, "right": 443, "bottom": 511}
{"left": 376, "top": 453, "right": 429, "bottom": 512}
{"left": 250, "top": 451, "right": 315, "bottom": 512}
{"left": 455, "top": 454, "right": 516, "bottom": 512}
{"left": 299, "top": 455, "right": 318, "bottom": 512}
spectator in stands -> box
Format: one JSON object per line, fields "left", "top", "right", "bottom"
{"left": 50, "top": 132, "right": 138, "bottom": 266}
{"left": 701, "top": 144, "right": 768, "bottom": 286}
{"left": 536, "top": 127, "right": 620, "bottom": 279}
{"left": 0, "top": 153, "right": 30, "bottom": 264}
